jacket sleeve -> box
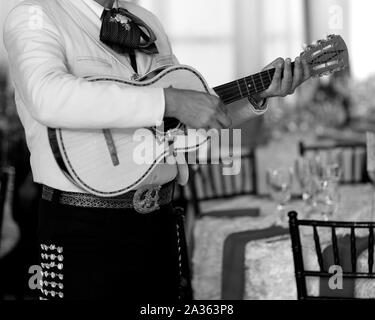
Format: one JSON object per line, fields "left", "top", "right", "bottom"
{"left": 208, "top": 83, "right": 268, "bottom": 127}
{"left": 3, "top": 4, "right": 166, "bottom": 129}
{"left": 226, "top": 98, "right": 268, "bottom": 127}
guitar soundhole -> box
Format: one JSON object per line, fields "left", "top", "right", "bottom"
{"left": 164, "top": 117, "right": 181, "bottom": 132}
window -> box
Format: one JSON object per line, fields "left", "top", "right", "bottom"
{"left": 137, "top": 0, "right": 305, "bottom": 88}
{"left": 138, "top": 0, "right": 235, "bottom": 87}
{"left": 261, "top": 0, "right": 305, "bottom": 65}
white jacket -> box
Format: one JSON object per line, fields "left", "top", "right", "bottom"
{"left": 3, "top": 0, "right": 263, "bottom": 192}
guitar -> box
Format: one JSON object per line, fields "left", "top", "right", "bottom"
{"left": 48, "top": 35, "right": 349, "bottom": 197}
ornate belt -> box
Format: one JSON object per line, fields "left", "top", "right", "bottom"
{"left": 42, "top": 182, "right": 175, "bottom": 214}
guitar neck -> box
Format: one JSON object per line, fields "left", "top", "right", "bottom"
{"left": 213, "top": 62, "right": 295, "bottom": 105}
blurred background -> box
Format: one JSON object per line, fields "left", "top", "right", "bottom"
{"left": 1, "top": 0, "right": 375, "bottom": 300}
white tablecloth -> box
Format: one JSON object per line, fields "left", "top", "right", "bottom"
{"left": 192, "top": 185, "right": 375, "bottom": 300}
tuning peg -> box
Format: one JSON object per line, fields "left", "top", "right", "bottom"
{"left": 303, "top": 44, "right": 315, "bottom": 52}
{"left": 317, "top": 39, "right": 326, "bottom": 45}
{"left": 327, "top": 34, "right": 336, "bottom": 40}
{"left": 320, "top": 71, "right": 332, "bottom": 77}
{"left": 301, "top": 43, "right": 309, "bottom": 51}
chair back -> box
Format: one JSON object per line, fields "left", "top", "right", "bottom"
{"left": 299, "top": 141, "right": 368, "bottom": 184}
{"left": 288, "top": 211, "right": 375, "bottom": 300}
{"left": 187, "top": 149, "right": 257, "bottom": 217}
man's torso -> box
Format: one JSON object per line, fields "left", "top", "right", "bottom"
{"left": 11, "top": 0, "right": 182, "bottom": 192}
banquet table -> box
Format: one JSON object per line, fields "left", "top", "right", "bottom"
{"left": 192, "top": 184, "right": 375, "bottom": 300}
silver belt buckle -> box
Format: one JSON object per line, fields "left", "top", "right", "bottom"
{"left": 133, "top": 184, "right": 162, "bottom": 214}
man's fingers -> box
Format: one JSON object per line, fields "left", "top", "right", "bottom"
{"left": 258, "top": 56, "right": 312, "bottom": 100}
{"left": 262, "top": 60, "right": 276, "bottom": 71}
{"left": 267, "top": 59, "right": 284, "bottom": 92}
{"left": 218, "top": 101, "right": 228, "bottom": 115}
{"left": 258, "top": 59, "right": 283, "bottom": 99}
{"left": 216, "top": 109, "right": 232, "bottom": 128}
{"left": 291, "top": 57, "right": 303, "bottom": 92}
{"left": 301, "top": 58, "right": 311, "bottom": 81}
{"left": 280, "top": 58, "right": 293, "bottom": 95}
{"left": 263, "top": 57, "right": 284, "bottom": 71}
{"left": 207, "top": 120, "right": 224, "bottom": 131}
{"left": 213, "top": 99, "right": 231, "bottom": 128}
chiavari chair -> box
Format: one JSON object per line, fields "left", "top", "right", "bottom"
{"left": 288, "top": 211, "right": 375, "bottom": 300}
{"left": 299, "top": 141, "right": 368, "bottom": 184}
{"left": 187, "top": 148, "right": 258, "bottom": 218}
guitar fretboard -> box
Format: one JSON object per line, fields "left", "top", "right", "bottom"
{"left": 214, "top": 62, "right": 295, "bottom": 105}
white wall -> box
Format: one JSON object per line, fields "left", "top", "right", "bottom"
{"left": 349, "top": 0, "right": 375, "bottom": 79}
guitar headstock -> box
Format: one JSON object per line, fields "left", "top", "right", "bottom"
{"left": 301, "top": 34, "right": 349, "bottom": 77}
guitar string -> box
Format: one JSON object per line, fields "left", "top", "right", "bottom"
{"left": 215, "top": 80, "right": 270, "bottom": 97}
{"left": 214, "top": 81, "right": 271, "bottom": 96}
{"left": 214, "top": 77, "right": 270, "bottom": 92}
{"left": 214, "top": 79, "right": 273, "bottom": 102}
{"left": 215, "top": 80, "right": 271, "bottom": 95}
{"left": 214, "top": 70, "right": 274, "bottom": 92}
{"left": 214, "top": 64, "right": 304, "bottom": 93}
{"left": 67, "top": 138, "right": 136, "bottom": 152}
{"left": 214, "top": 73, "right": 274, "bottom": 95}
{"left": 63, "top": 136, "right": 136, "bottom": 154}
{"left": 65, "top": 122, "right": 202, "bottom": 150}
{"left": 66, "top": 134, "right": 172, "bottom": 158}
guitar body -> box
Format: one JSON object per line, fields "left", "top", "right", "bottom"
{"left": 48, "top": 65, "right": 210, "bottom": 197}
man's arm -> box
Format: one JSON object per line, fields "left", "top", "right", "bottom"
{"left": 225, "top": 57, "right": 311, "bottom": 127}
{"left": 3, "top": 4, "right": 166, "bottom": 129}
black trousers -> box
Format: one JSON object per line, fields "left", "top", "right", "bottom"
{"left": 37, "top": 198, "right": 193, "bottom": 300}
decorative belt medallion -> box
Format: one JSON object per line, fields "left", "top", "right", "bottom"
{"left": 133, "top": 185, "right": 161, "bottom": 214}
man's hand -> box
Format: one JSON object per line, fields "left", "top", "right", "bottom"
{"left": 164, "top": 87, "right": 232, "bottom": 130}
{"left": 256, "top": 57, "right": 312, "bottom": 100}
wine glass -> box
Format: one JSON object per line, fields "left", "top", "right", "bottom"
{"left": 295, "top": 157, "right": 321, "bottom": 211}
{"left": 314, "top": 151, "right": 343, "bottom": 220}
{"left": 316, "top": 150, "right": 343, "bottom": 183}
{"left": 266, "top": 167, "right": 293, "bottom": 224}
{"left": 314, "top": 179, "right": 340, "bottom": 220}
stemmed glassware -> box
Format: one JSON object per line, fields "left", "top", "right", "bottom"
{"left": 314, "top": 151, "right": 342, "bottom": 220}
{"left": 295, "top": 157, "right": 321, "bottom": 210}
{"left": 295, "top": 152, "right": 342, "bottom": 220}
{"left": 266, "top": 167, "right": 294, "bottom": 225}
